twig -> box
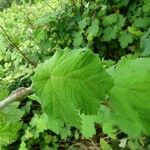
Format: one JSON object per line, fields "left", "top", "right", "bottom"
{"left": 0, "top": 87, "right": 33, "bottom": 109}
{"left": 22, "top": 11, "right": 34, "bottom": 28}
{"left": 44, "top": 1, "right": 55, "bottom": 11}
{"left": 0, "top": 25, "right": 37, "bottom": 67}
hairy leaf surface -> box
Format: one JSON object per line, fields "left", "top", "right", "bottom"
{"left": 107, "top": 58, "right": 150, "bottom": 136}
{"left": 32, "top": 49, "right": 113, "bottom": 126}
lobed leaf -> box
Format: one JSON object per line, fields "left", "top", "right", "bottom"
{"left": 32, "top": 49, "right": 113, "bottom": 127}
{"left": 119, "top": 31, "right": 133, "bottom": 48}
{"left": 107, "top": 57, "right": 150, "bottom": 136}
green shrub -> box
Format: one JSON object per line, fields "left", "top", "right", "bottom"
{"left": 0, "top": 0, "right": 150, "bottom": 149}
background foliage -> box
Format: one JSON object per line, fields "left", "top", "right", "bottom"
{"left": 0, "top": 0, "right": 150, "bottom": 149}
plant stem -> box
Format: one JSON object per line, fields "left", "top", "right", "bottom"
{"left": 0, "top": 87, "right": 33, "bottom": 109}
{"left": 0, "top": 25, "right": 37, "bottom": 67}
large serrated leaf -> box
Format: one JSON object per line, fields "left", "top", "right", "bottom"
{"left": 32, "top": 49, "right": 113, "bottom": 127}
{"left": 107, "top": 57, "right": 150, "bottom": 137}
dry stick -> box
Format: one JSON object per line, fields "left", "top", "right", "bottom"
{"left": 0, "top": 87, "right": 33, "bottom": 109}
{"left": 0, "top": 25, "right": 37, "bottom": 67}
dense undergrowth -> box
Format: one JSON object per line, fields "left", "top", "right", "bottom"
{"left": 0, "top": 0, "right": 150, "bottom": 149}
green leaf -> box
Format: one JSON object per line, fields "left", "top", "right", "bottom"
{"left": 78, "top": 17, "right": 90, "bottom": 30}
{"left": 0, "top": 35, "right": 7, "bottom": 52}
{"left": 19, "top": 141, "right": 27, "bottom": 150}
{"left": 128, "top": 26, "right": 143, "bottom": 36}
{"left": 0, "top": 88, "right": 9, "bottom": 100}
{"left": 107, "top": 57, "right": 150, "bottom": 137}
{"left": 32, "top": 49, "right": 113, "bottom": 127}
{"left": 34, "top": 12, "right": 57, "bottom": 26}
{"left": 128, "top": 140, "right": 143, "bottom": 150}
{"left": 28, "top": 94, "right": 40, "bottom": 102}
{"left": 103, "top": 13, "right": 125, "bottom": 28}
{"left": 60, "top": 125, "right": 71, "bottom": 139}
{"left": 97, "top": 105, "right": 116, "bottom": 139}
{"left": 113, "top": 0, "right": 129, "bottom": 6}
{"left": 81, "top": 114, "right": 97, "bottom": 138}
{"left": 140, "top": 29, "right": 150, "bottom": 56}
{"left": 0, "top": 103, "right": 24, "bottom": 147}
{"left": 143, "top": 0, "right": 150, "bottom": 12}
{"left": 100, "top": 139, "right": 112, "bottom": 150}
{"left": 103, "top": 14, "right": 118, "bottom": 26}
{"left": 73, "top": 31, "right": 83, "bottom": 48}
{"left": 119, "top": 31, "right": 133, "bottom": 48}
{"left": 81, "top": 105, "right": 116, "bottom": 139}
{"left": 117, "top": 15, "right": 126, "bottom": 28}
{"left": 102, "top": 27, "right": 118, "bottom": 41}
{"left": 133, "top": 17, "right": 150, "bottom": 28}
{"left": 29, "top": 113, "right": 63, "bottom": 138}
{"left": 87, "top": 19, "right": 100, "bottom": 42}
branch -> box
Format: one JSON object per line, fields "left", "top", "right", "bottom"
{"left": 0, "top": 25, "right": 37, "bottom": 67}
{"left": 44, "top": 1, "right": 55, "bottom": 11}
{"left": 0, "top": 87, "right": 33, "bottom": 109}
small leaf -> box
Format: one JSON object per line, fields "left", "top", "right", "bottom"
{"left": 29, "top": 113, "right": 63, "bottom": 138}
{"left": 81, "top": 114, "right": 97, "bottom": 138}
{"left": 103, "top": 14, "right": 118, "bottom": 26}
{"left": 117, "top": 15, "right": 126, "bottom": 28}
{"left": 143, "top": 0, "right": 150, "bottom": 12}
{"left": 128, "top": 26, "right": 143, "bottom": 36}
{"left": 133, "top": 17, "right": 150, "bottom": 28}
{"left": 100, "top": 139, "right": 112, "bottom": 150}
{"left": 87, "top": 19, "right": 100, "bottom": 41}
{"left": 140, "top": 29, "right": 150, "bottom": 56}
{"left": 19, "top": 141, "right": 27, "bottom": 150}
{"left": 97, "top": 106, "right": 116, "bottom": 139}
{"left": 119, "top": 31, "right": 133, "bottom": 48}
{"left": 102, "top": 27, "right": 118, "bottom": 41}
{"left": 78, "top": 17, "right": 90, "bottom": 30}
{"left": 73, "top": 31, "right": 83, "bottom": 48}
{"left": 114, "top": 0, "right": 129, "bottom": 6}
